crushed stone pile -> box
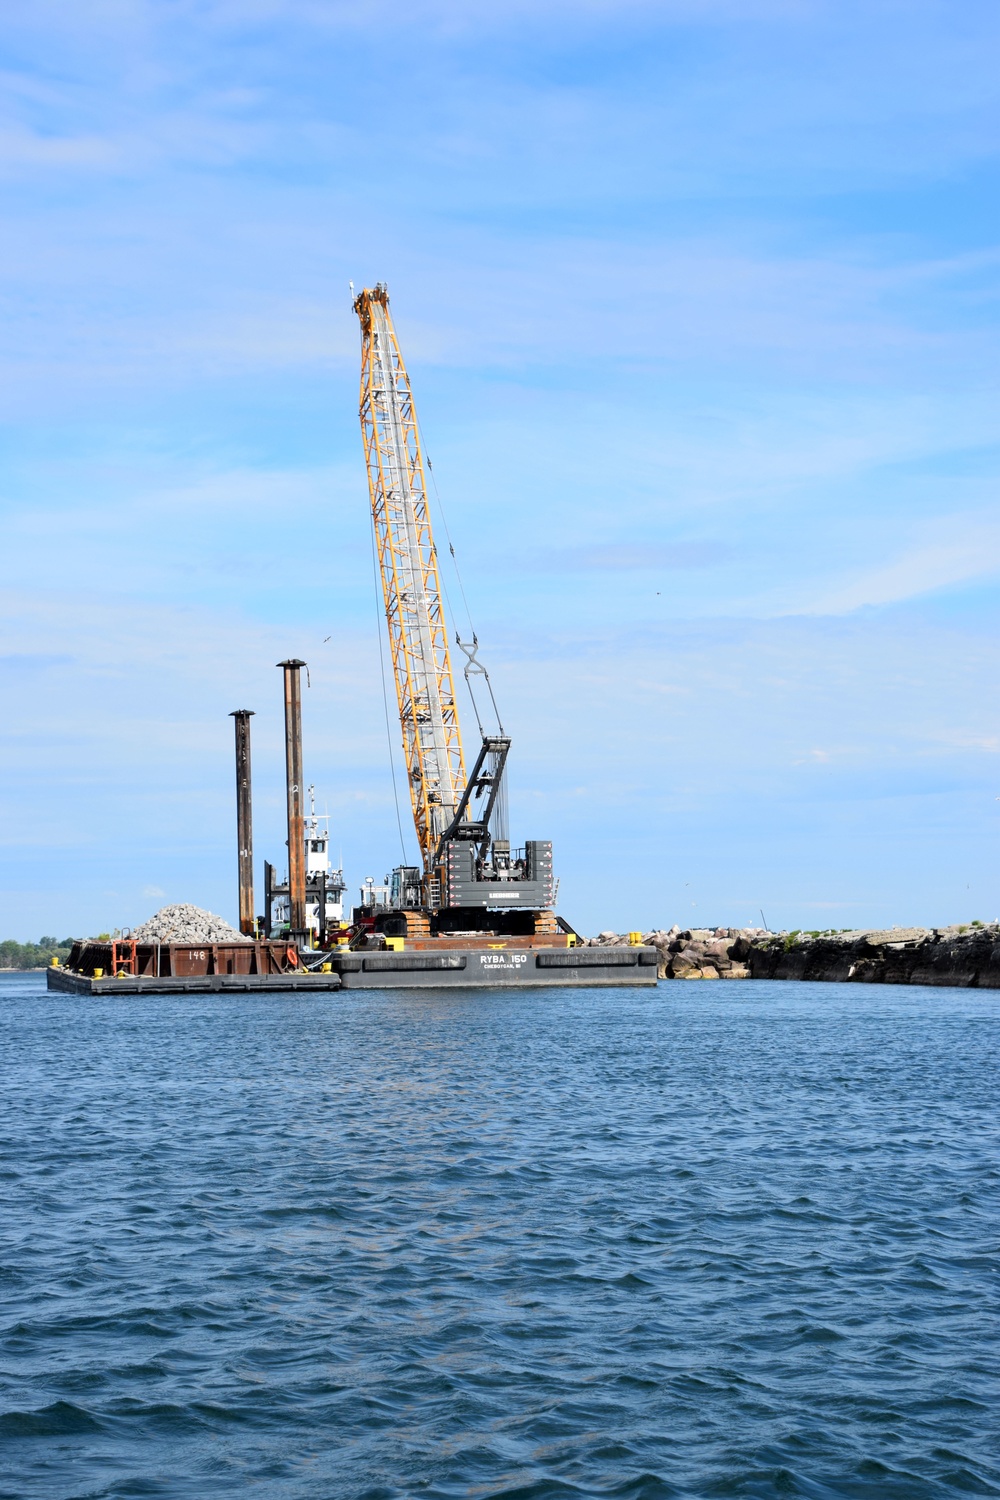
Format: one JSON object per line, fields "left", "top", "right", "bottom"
{"left": 130, "top": 904, "right": 251, "bottom": 944}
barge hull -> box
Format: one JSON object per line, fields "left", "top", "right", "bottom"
{"left": 48, "top": 946, "right": 659, "bottom": 993}
{"left": 330, "top": 946, "right": 659, "bottom": 988}
{"left": 47, "top": 968, "right": 341, "bottom": 996}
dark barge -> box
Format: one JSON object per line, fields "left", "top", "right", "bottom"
{"left": 324, "top": 936, "right": 658, "bottom": 988}
{"left": 47, "top": 934, "right": 658, "bottom": 994}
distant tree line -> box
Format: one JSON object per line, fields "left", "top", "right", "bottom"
{"left": 0, "top": 937, "right": 77, "bottom": 970}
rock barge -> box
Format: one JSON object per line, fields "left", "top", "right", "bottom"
{"left": 48, "top": 906, "right": 659, "bottom": 996}
{"left": 49, "top": 934, "right": 659, "bottom": 994}
{"left": 48, "top": 935, "right": 342, "bottom": 995}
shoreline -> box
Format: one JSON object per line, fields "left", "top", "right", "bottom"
{"left": 591, "top": 924, "right": 1000, "bottom": 987}
{"left": 9, "top": 923, "right": 1000, "bottom": 989}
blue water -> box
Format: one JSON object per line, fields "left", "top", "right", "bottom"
{"left": 1, "top": 975, "right": 998, "bottom": 1499}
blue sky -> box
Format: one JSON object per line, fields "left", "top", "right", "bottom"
{"left": 2, "top": 0, "right": 1000, "bottom": 938}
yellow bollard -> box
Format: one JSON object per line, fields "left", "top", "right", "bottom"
{"left": 320, "top": 962, "right": 332, "bottom": 973}
{"left": 116, "top": 970, "right": 128, "bottom": 979}
{"left": 50, "top": 956, "right": 59, "bottom": 967}
{"left": 93, "top": 968, "right": 104, "bottom": 979}
{"left": 628, "top": 931, "right": 643, "bottom": 945}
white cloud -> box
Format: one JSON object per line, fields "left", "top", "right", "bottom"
{"left": 0, "top": 126, "right": 119, "bottom": 171}
{"left": 803, "top": 516, "right": 1000, "bottom": 614}
{"left": 93, "top": 0, "right": 815, "bottom": 29}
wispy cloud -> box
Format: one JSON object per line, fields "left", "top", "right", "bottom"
{"left": 803, "top": 516, "right": 1000, "bottom": 614}
{"left": 0, "top": 125, "right": 119, "bottom": 171}
{"left": 525, "top": 542, "right": 736, "bottom": 572}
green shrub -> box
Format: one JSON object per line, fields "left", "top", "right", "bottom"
{"left": 0, "top": 939, "right": 75, "bottom": 971}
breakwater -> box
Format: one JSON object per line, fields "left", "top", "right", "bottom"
{"left": 589, "top": 923, "right": 1000, "bottom": 987}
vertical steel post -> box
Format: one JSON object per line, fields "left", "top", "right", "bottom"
{"left": 229, "top": 710, "right": 256, "bottom": 936}
{"left": 264, "top": 861, "right": 275, "bottom": 938}
{"left": 278, "top": 660, "right": 307, "bottom": 937}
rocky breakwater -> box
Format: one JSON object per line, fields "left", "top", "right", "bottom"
{"left": 587, "top": 928, "right": 754, "bottom": 980}
{"left": 745, "top": 923, "right": 1000, "bottom": 988}
{"left": 588, "top": 923, "right": 1000, "bottom": 987}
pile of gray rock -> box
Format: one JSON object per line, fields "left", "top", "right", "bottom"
{"left": 130, "top": 904, "right": 251, "bottom": 944}
{"left": 587, "top": 927, "right": 758, "bottom": 980}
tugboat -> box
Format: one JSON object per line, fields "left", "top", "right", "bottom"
{"left": 264, "top": 787, "right": 347, "bottom": 948}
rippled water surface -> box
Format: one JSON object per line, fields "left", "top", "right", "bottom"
{"left": 1, "top": 975, "right": 998, "bottom": 1499}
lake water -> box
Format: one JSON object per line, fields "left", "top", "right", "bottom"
{"left": 1, "top": 974, "right": 997, "bottom": 1499}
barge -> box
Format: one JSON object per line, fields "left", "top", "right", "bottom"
{"left": 47, "top": 934, "right": 658, "bottom": 994}
{"left": 47, "top": 968, "right": 342, "bottom": 995}
{"left": 325, "top": 936, "right": 658, "bottom": 988}
{"left": 47, "top": 936, "right": 342, "bottom": 994}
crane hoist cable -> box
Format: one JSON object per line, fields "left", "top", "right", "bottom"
{"left": 416, "top": 393, "right": 504, "bottom": 737}
{"left": 425, "top": 455, "right": 477, "bottom": 642}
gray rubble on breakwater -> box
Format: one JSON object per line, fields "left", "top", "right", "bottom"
{"left": 587, "top": 923, "right": 1000, "bottom": 987}
{"left": 590, "top": 930, "right": 746, "bottom": 978}
{"left": 587, "top": 928, "right": 753, "bottom": 980}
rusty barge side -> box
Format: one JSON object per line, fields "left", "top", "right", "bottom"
{"left": 48, "top": 937, "right": 342, "bottom": 994}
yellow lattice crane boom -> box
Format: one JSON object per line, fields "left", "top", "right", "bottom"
{"left": 353, "top": 282, "right": 555, "bottom": 926}
{"left": 354, "top": 284, "right": 467, "bottom": 867}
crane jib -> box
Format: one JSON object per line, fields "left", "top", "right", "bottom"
{"left": 355, "top": 285, "right": 466, "bottom": 869}
{"left": 370, "top": 312, "right": 452, "bottom": 804}
{"left": 353, "top": 283, "right": 557, "bottom": 926}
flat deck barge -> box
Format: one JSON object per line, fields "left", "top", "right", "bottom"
{"left": 47, "top": 968, "right": 342, "bottom": 995}
{"left": 48, "top": 935, "right": 658, "bottom": 994}
{"left": 48, "top": 936, "right": 339, "bottom": 996}
{"left": 325, "top": 942, "right": 658, "bottom": 988}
